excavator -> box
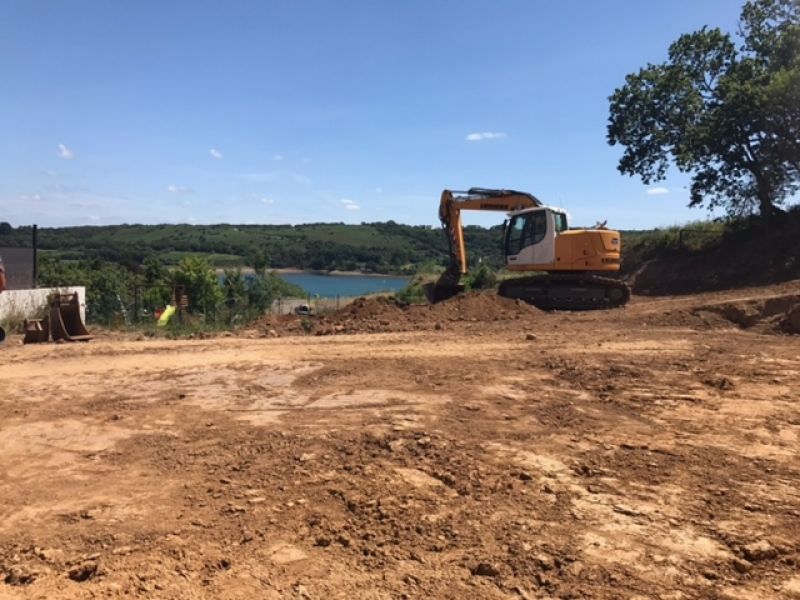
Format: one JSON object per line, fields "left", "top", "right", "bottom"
{"left": 426, "top": 188, "right": 630, "bottom": 310}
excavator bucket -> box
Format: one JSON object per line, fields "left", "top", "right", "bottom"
{"left": 423, "top": 282, "right": 464, "bottom": 304}
{"left": 50, "top": 293, "right": 92, "bottom": 342}
{"left": 23, "top": 317, "right": 50, "bottom": 344}
{"left": 423, "top": 266, "right": 465, "bottom": 304}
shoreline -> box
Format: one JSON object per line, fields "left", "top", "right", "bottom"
{"left": 217, "top": 267, "right": 411, "bottom": 278}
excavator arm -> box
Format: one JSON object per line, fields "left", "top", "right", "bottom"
{"left": 432, "top": 188, "right": 541, "bottom": 296}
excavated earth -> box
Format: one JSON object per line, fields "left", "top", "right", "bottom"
{"left": 1, "top": 282, "right": 799, "bottom": 599}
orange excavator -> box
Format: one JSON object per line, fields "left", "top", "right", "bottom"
{"left": 426, "top": 188, "right": 630, "bottom": 310}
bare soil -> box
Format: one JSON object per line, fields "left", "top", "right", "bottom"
{"left": 1, "top": 282, "right": 799, "bottom": 599}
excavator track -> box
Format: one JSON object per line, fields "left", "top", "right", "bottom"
{"left": 498, "top": 273, "right": 630, "bottom": 311}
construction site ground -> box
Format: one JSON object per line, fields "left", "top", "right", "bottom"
{"left": 1, "top": 281, "right": 799, "bottom": 599}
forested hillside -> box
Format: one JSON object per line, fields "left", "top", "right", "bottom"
{"left": 0, "top": 221, "right": 505, "bottom": 274}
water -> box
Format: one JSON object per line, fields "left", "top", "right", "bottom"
{"left": 279, "top": 273, "right": 409, "bottom": 298}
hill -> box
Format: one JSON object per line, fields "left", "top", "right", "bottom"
{"left": 0, "top": 221, "right": 505, "bottom": 275}
{"left": 3, "top": 210, "right": 798, "bottom": 290}
{"left": 622, "top": 207, "right": 800, "bottom": 295}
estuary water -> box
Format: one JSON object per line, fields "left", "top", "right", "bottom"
{"left": 279, "top": 273, "right": 410, "bottom": 298}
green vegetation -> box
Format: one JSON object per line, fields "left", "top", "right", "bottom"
{"left": 0, "top": 221, "right": 504, "bottom": 274}
{"left": 395, "top": 275, "right": 432, "bottom": 304}
{"left": 608, "top": 0, "right": 800, "bottom": 218}
{"left": 620, "top": 205, "right": 800, "bottom": 279}
{"left": 36, "top": 254, "right": 305, "bottom": 327}
{"left": 464, "top": 264, "right": 498, "bottom": 291}
{"left": 621, "top": 221, "right": 728, "bottom": 271}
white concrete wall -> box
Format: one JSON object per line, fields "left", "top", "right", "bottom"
{"left": 0, "top": 287, "right": 86, "bottom": 325}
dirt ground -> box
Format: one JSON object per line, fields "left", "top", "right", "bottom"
{"left": 1, "top": 282, "right": 799, "bottom": 599}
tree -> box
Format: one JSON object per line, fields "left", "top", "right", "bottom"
{"left": 142, "top": 254, "right": 166, "bottom": 285}
{"left": 247, "top": 248, "right": 269, "bottom": 272}
{"left": 222, "top": 268, "right": 247, "bottom": 308}
{"left": 608, "top": 0, "right": 800, "bottom": 218}
{"left": 170, "top": 256, "right": 222, "bottom": 315}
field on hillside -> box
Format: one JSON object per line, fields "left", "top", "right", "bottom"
{"left": 1, "top": 283, "right": 799, "bottom": 599}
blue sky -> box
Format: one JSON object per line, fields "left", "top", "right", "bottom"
{"left": 1, "top": 1, "right": 742, "bottom": 229}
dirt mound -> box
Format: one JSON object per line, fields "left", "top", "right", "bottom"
{"left": 250, "top": 292, "right": 541, "bottom": 337}
{"left": 322, "top": 291, "right": 540, "bottom": 335}
{"left": 427, "top": 291, "right": 539, "bottom": 321}
{"left": 688, "top": 293, "right": 800, "bottom": 334}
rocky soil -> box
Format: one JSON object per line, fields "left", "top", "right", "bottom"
{"left": 1, "top": 281, "right": 799, "bottom": 598}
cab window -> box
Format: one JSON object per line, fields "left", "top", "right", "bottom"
{"left": 505, "top": 215, "right": 526, "bottom": 255}
{"left": 553, "top": 212, "right": 568, "bottom": 233}
{"left": 531, "top": 211, "right": 547, "bottom": 244}
{"left": 505, "top": 211, "right": 547, "bottom": 255}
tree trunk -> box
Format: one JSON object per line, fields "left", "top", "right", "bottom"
{"left": 754, "top": 170, "right": 775, "bottom": 219}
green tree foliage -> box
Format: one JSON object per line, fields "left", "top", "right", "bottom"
{"left": 608, "top": 0, "right": 800, "bottom": 218}
{"left": 465, "top": 264, "right": 498, "bottom": 290}
{"left": 142, "top": 254, "right": 166, "bottom": 284}
{"left": 37, "top": 254, "right": 307, "bottom": 326}
{"left": 247, "top": 248, "right": 269, "bottom": 271}
{"left": 0, "top": 222, "right": 505, "bottom": 274}
{"left": 222, "top": 268, "right": 247, "bottom": 308}
{"left": 170, "top": 256, "right": 222, "bottom": 315}
{"left": 38, "top": 256, "right": 138, "bottom": 323}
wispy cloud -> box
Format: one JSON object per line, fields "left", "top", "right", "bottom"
{"left": 341, "top": 198, "right": 359, "bottom": 211}
{"left": 260, "top": 197, "right": 274, "bottom": 205}
{"left": 167, "top": 185, "right": 192, "bottom": 194}
{"left": 241, "top": 172, "right": 278, "bottom": 182}
{"left": 646, "top": 187, "right": 670, "bottom": 196}
{"left": 465, "top": 132, "right": 507, "bottom": 142}
{"left": 209, "top": 148, "right": 223, "bottom": 159}
{"left": 21, "top": 193, "right": 43, "bottom": 202}
{"left": 273, "top": 154, "right": 284, "bottom": 161}
{"left": 375, "top": 187, "right": 383, "bottom": 193}
{"left": 289, "top": 172, "right": 312, "bottom": 187}
{"left": 58, "top": 143, "right": 74, "bottom": 159}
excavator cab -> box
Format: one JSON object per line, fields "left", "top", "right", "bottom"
{"left": 503, "top": 205, "right": 621, "bottom": 274}
{"left": 504, "top": 207, "right": 568, "bottom": 269}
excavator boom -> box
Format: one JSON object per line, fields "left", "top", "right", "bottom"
{"left": 438, "top": 188, "right": 541, "bottom": 278}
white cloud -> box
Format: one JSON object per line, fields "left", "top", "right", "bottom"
{"left": 167, "top": 185, "right": 192, "bottom": 194}
{"left": 341, "top": 198, "right": 359, "bottom": 210}
{"left": 273, "top": 154, "right": 284, "bottom": 161}
{"left": 646, "top": 187, "right": 670, "bottom": 196}
{"left": 241, "top": 172, "right": 278, "bottom": 182}
{"left": 260, "top": 197, "right": 274, "bottom": 205}
{"left": 289, "top": 172, "right": 312, "bottom": 186}
{"left": 21, "top": 193, "right": 43, "bottom": 202}
{"left": 209, "top": 148, "right": 223, "bottom": 159}
{"left": 58, "top": 143, "right": 74, "bottom": 159}
{"left": 465, "top": 132, "right": 507, "bottom": 142}
{"left": 375, "top": 187, "right": 383, "bottom": 193}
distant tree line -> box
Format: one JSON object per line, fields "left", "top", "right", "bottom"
{"left": 0, "top": 221, "right": 506, "bottom": 274}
